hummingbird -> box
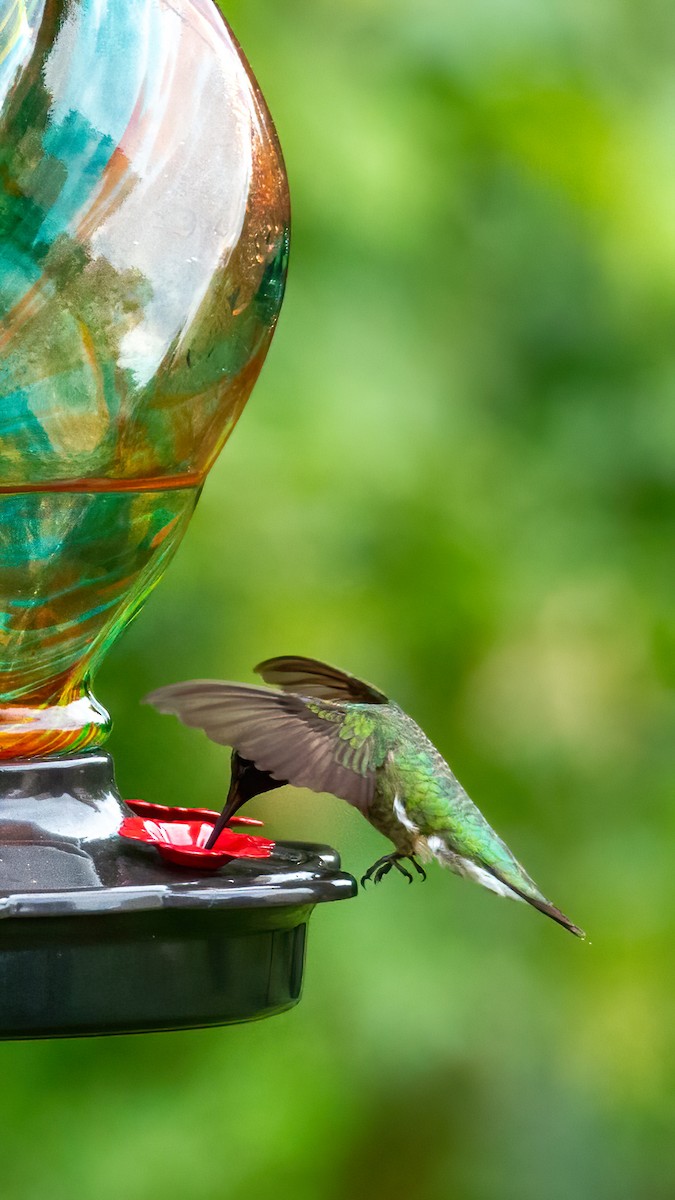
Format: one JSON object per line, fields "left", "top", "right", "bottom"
{"left": 145, "top": 655, "right": 584, "bottom": 937}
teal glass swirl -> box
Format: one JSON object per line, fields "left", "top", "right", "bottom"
{"left": 0, "top": 0, "right": 289, "bottom": 756}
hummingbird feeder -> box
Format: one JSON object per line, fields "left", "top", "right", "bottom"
{"left": 0, "top": 0, "right": 356, "bottom": 1039}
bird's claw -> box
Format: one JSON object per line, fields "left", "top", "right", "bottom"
{"left": 410, "top": 857, "right": 427, "bottom": 882}
{"left": 361, "top": 853, "right": 427, "bottom": 889}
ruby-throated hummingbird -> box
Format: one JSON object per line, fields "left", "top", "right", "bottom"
{"left": 145, "top": 655, "right": 584, "bottom": 937}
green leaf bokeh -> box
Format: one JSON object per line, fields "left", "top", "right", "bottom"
{"left": 1, "top": 1, "right": 673, "bottom": 1196}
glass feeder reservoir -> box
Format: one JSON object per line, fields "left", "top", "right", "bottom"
{"left": 0, "top": 0, "right": 355, "bottom": 1038}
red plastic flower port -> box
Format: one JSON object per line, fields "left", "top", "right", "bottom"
{"left": 124, "top": 799, "right": 263, "bottom": 827}
{"left": 119, "top": 818, "right": 275, "bottom": 870}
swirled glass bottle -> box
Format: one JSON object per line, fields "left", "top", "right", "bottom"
{"left": 0, "top": 0, "right": 290, "bottom": 757}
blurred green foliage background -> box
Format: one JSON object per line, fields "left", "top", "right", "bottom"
{"left": 2, "top": 0, "right": 674, "bottom": 1196}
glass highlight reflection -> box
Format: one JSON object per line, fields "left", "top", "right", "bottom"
{"left": 0, "top": 0, "right": 290, "bottom": 756}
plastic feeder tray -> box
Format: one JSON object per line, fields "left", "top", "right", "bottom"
{"left": 0, "top": 754, "right": 356, "bottom": 1038}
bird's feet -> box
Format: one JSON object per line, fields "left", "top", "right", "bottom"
{"left": 361, "top": 853, "right": 427, "bottom": 887}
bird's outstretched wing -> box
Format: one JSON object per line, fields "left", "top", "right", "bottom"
{"left": 255, "top": 655, "right": 389, "bottom": 704}
{"left": 144, "top": 680, "right": 387, "bottom": 812}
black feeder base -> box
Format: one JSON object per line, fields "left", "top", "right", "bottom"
{"left": 0, "top": 754, "right": 356, "bottom": 1039}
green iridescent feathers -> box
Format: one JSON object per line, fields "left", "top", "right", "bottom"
{"left": 146, "top": 656, "right": 584, "bottom": 936}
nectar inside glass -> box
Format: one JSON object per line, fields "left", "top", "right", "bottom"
{"left": 0, "top": 0, "right": 289, "bottom": 757}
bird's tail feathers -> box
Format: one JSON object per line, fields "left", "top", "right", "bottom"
{"left": 482, "top": 861, "right": 585, "bottom": 938}
{"left": 442, "top": 844, "right": 584, "bottom": 938}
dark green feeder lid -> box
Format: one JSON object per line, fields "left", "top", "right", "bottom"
{"left": 0, "top": 754, "right": 356, "bottom": 1039}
